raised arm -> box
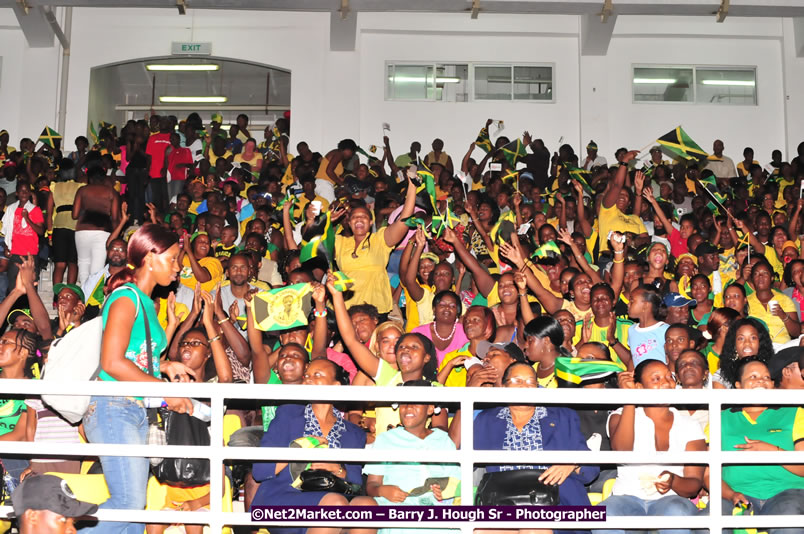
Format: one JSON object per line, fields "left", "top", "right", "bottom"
{"left": 556, "top": 228, "right": 603, "bottom": 285}
{"left": 644, "top": 189, "right": 673, "bottom": 236}
{"left": 246, "top": 293, "right": 275, "bottom": 385}
{"left": 499, "top": 241, "right": 564, "bottom": 314}
{"left": 384, "top": 176, "right": 417, "bottom": 247}
{"left": 602, "top": 151, "right": 638, "bottom": 209}
{"left": 443, "top": 227, "right": 495, "bottom": 297}
{"left": 383, "top": 136, "right": 399, "bottom": 178}
{"left": 461, "top": 142, "right": 476, "bottom": 174}
{"left": 214, "top": 286, "right": 251, "bottom": 366}
{"left": 401, "top": 228, "right": 427, "bottom": 302}
{"left": 182, "top": 233, "right": 212, "bottom": 283}
{"left": 326, "top": 272, "right": 380, "bottom": 378}
{"left": 201, "top": 291, "right": 233, "bottom": 383}
{"left": 310, "top": 282, "right": 328, "bottom": 360}
{"left": 19, "top": 257, "right": 52, "bottom": 341}
{"left": 731, "top": 215, "right": 765, "bottom": 255}
{"left": 169, "top": 285, "right": 202, "bottom": 361}
{"left": 608, "top": 372, "right": 637, "bottom": 451}
{"left": 282, "top": 200, "right": 299, "bottom": 251}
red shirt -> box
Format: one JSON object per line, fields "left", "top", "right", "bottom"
{"left": 166, "top": 146, "right": 193, "bottom": 182}
{"left": 668, "top": 227, "right": 689, "bottom": 258}
{"left": 146, "top": 133, "right": 171, "bottom": 178}
{"left": 10, "top": 205, "right": 44, "bottom": 255}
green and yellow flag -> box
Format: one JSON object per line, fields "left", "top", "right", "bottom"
{"left": 501, "top": 169, "right": 519, "bottom": 189}
{"left": 331, "top": 271, "right": 354, "bottom": 293}
{"left": 414, "top": 158, "right": 438, "bottom": 215}
{"left": 656, "top": 126, "right": 708, "bottom": 162}
{"left": 300, "top": 212, "right": 335, "bottom": 267}
{"left": 89, "top": 122, "right": 99, "bottom": 146}
{"left": 565, "top": 165, "right": 595, "bottom": 194}
{"left": 697, "top": 173, "right": 727, "bottom": 214}
{"left": 38, "top": 126, "right": 62, "bottom": 149}
{"left": 489, "top": 210, "right": 517, "bottom": 246}
{"left": 250, "top": 283, "right": 313, "bottom": 332}
{"left": 555, "top": 357, "right": 626, "bottom": 385}
{"left": 500, "top": 138, "right": 527, "bottom": 167}
{"left": 401, "top": 215, "right": 427, "bottom": 229}
{"left": 532, "top": 240, "right": 561, "bottom": 259}
{"left": 475, "top": 127, "right": 493, "bottom": 154}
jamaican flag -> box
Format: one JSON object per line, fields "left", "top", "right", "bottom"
{"left": 357, "top": 146, "right": 380, "bottom": 164}
{"left": 532, "top": 240, "right": 561, "bottom": 259}
{"left": 500, "top": 138, "right": 527, "bottom": 167}
{"left": 330, "top": 271, "right": 354, "bottom": 293}
{"left": 414, "top": 158, "right": 438, "bottom": 215}
{"left": 555, "top": 357, "right": 626, "bottom": 386}
{"left": 656, "top": 126, "right": 708, "bottom": 162}
{"left": 99, "top": 121, "right": 115, "bottom": 133}
{"left": 38, "top": 126, "right": 62, "bottom": 149}
{"left": 275, "top": 189, "right": 298, "bottom": 224}
{"left": 300, "top": 211, "right": 335, "bottom": 268}
{"left": 401, "top": 215, "right": 427, "bottom": 229}
{"left": 431, "top": 204, "right": 461, "bottom": 238}
{"left": 86, "top": 274, "right": 107, "bottom": 307}
{"left": 697, "top": 172, "right": 728, "bottom": 214}
{"left": 475, "top": 126, "right": 493, "bottom": 154}
{"left": 89, "top": 122, "right": 99, "bottom": 146}
{"left": 489, "top": 210, "right": 517, "bottom": 246}
{"left": 501, "top": 169, "right": 519, "bottom": 189}
{"left": 565, "top": 165, "right": 594, "bottom": 194}
{"left": 250, "top": 283, "right": 313, "bottom": 332}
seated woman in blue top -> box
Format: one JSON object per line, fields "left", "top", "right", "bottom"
{"left": 474, "top": 361, "right": 599, "bottom": 515}
{"left": 252, "top": 358, "right": 376, "bottom": 534}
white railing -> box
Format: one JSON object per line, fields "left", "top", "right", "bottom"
{"left": 1, "top": 380, "right": 802, "bottom": 533}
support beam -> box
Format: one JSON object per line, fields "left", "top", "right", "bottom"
{"left": 12, "top": 4, "right": 55, "bottom": 48}
{"left": 716, "top": 0, "right": 729, "bottom": 22}
{"left": 794, "top": 17, "right": 804, "bottom": 57}
{"left": 580, "top": 12, "right": 616, "bottom": 56}
{"left": 330, "top": 9, "right": 356, "bottom": 51}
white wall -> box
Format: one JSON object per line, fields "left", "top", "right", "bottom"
{"left": 1, "top": 7, "right": 803, "bottom": 165}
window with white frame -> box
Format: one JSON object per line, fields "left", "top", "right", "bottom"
{"left": 385, "top": 63, "right": 552, "bottom": 102}
{"left": 386, "top": 63, "right": 469, "bottom": 102}
{"left": 633, "top": 65, "right": 756, "bottom": 105}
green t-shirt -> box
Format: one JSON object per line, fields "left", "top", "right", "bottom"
{"left": 0, "top": 399, "right": 26, "bottom": 437}
{"left": 261, "top": 370, "right": 284, "bottom": 431}
{"left": 99, "top": 283, "right": 165, "bottom": 383}
{"left": 721, "top": 407, "right": 804, "bottom": 499}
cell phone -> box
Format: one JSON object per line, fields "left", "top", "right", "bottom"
{"left": 799, "top": 181, "right": 804, "bottom": 200}
{"left": 489, "top": 163, "right": 502, "bottom": 172}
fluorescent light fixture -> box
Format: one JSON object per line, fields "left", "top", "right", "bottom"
{"left": 146, "top": 64, "right": 219, "bottom": 71}
{"left": 159, "top": 96, "right": 228, "bottom": 103}
{"left": 633, "top": 78, "right": 677, "bottom": 84}
{"left": 389, "top": 76, "right": 461, "bottom": 83}
{"left": 701, "top": 80, "right": 755, "bottom": 87}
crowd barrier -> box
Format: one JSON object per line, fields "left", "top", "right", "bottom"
{"left": 1, "top": 380, "right": 802, "bottom": 533}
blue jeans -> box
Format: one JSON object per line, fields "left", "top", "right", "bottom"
{"left": 82, "top": 396, "right": 149, "bottom": 534}
{"left": 721, "top": 489, "right": 804, "bottom": 534}
{"left": 594, "top": 494, "right": 700, "bottom": 534}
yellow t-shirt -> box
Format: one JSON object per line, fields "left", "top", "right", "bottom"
{"left": 157, "top": 299, "right": 189, "bottom": 331}
{"left": 234, "top": 152, "right": 263, "bottom": 169}
{"left": 439, "top": 344, "right": 473, "bottom": 388}
{"left": 315, "top": 156, "right": 344, "bottom": 185}
{"left": 532, "top": 362, "right": 557, "bottom": 388}
{"left": 335, "top": 227, "right": 394, "bottom": 314}
{"left": 51, "top": 180, "right": 83, "bottom": 230}
{"left": 572, "top": 319, "right": 632, "bottom": 364}
{"left": 208, "top": 150, "right": 232, "bottom": 167}
{"left": 180, "top": 255, "right": 224, "bottom": 293}
{"left": 746, "top": 290, "right": 796, "bottom": 343}
{"left": 405, "top": 285, "right": 434, "bottom": 332}
{"left": 598, "top": 204, "right": 647, "bottom": 252}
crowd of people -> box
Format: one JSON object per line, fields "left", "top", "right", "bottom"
{"left": 0, "top": 113, "right": 803, "bottom": 534}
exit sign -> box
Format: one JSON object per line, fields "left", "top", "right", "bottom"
{"left": 171, "top": 42, "right": 212, "bottom": 55}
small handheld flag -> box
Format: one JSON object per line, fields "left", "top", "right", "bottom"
{"left": 500, "top": 138, "right": 527, "bottom": 167}
{"left": 532, "top": 240, "right": 561, "bottom": 259}
{"left": 330, "top": 271, "right": 355, "bottom": 293}
{"left": 250, "top": 283, "right": 313, "bottom": 332}
{"left": 300, "top": 212, "right": 335, "bottom": 267}
{"left": 38, "top": 126, "right": 62, "bottom": 149}
{"left": 475, "top": 127, "right": 493, "bottom": 154}
{"left": 656, "top": 126, "right": 709, "bottom": 162}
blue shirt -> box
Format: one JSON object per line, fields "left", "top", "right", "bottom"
{"left": 627, "top": 322, "right": 670, "bottom": 366}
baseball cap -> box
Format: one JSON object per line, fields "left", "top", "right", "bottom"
{"left": 211, "top": 112, "right": 223, "bottom": 125}
{"left": 7, "top": 308, "right": 32, "bottom": 326}
{"left": 476, "top": 341, "right": 526, "bottom": 362}
{"left": 767, "top": 346, "right": 802, "bottom": 382}
{"left": 650, "top": 146, "right": 662, "bottom": 153}
{"left": 664, "top": 293, "right": 698, "bottom": 308}
{"left": 11, "top": 474, "right": 98, "bottom": 518}
{"left": 663, "top": 293, "right": 697, "bottom": 307}
{"left": 53, "top": 283, "right": 85, "bottom": 303}
{"left": 694, "top": 242, "right": 720, "bottom": 257}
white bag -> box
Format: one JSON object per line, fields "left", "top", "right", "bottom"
{"left": 41, "top": 317, "right": 103, "bottom": 424}
{"left": 41, "top": 286, "right": 141, "bottom": 424}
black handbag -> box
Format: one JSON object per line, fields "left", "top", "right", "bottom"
{"left": 151, "top": 410, "right": 211, "bottom": 487}
{"left": 299, "top": 469, "right": 362, "bottom": 496}
{"left": 476, "top": 469, "right": 560, "bottom": 506}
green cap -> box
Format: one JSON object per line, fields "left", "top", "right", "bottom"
{"left": 211, "top": 113, "right": 223, "bottom": 125}
{"left": 7, "top": 308, "right": 32, "bottom": 326}
{"left": 54, "top": 283, "right": 85, "bottom": 303}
